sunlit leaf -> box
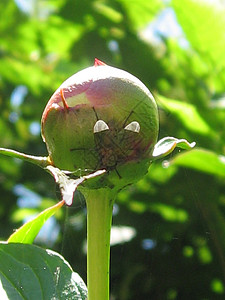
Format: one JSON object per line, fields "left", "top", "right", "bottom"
{"left": 198, "top": 245, "right": 212, "bottom": 264}
{"left": 40, "top": 15, "right": 83, "bottom": 57}
{"left": 157, "top": 95, "right": 212, "bottom": 135}
{"left": 152, "top": 136, "right": 195, "bottom": 159}
{"left": 147, "top": 162, "right": 177, "bottom": 184}
{"left": 117, "top": 0, "right": 163, "bottom": 29}
{"left": 93, "top": 2, "right": 123, "bottom": 23}
{"left": 211, "top": 278, "right": 225, "bottom": 295}
{"left": 0, "top": 57, "right": 51, "bottom": 94}
{"left": 126, "top": 199, "right": 188, "bottom": 222}
{"left": 0, "top": 243, "right": 87, "bottom": 300}
{"left": 149, "top": 203, "right": 188, "bottom": 223}
{"left": 8, "top": 200, "right": 64, "bottom": 244}
{"left": 172, "top": 0, "right": 225, "bottom": 72}
{"left": 169, "top": 148, "right": 225, "bottom": 178}
{"left": 11, "top": 208, "right": 40, "bottom": 223}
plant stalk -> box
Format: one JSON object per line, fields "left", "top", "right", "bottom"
{"left": 0, "top": 147, "right": 49, "bottom": 168}
{"left": 84, "top": 188, "right": 115, "bottom": 300}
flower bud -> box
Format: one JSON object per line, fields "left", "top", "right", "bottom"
{"left": 41, "top": 59, "right": 159, "bottom": 190}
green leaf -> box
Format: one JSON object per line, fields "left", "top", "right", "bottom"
{"left": 0, "top": 57, "right": 50, "bottom": 94}
{"left": 172, "top": 0, "right": 225, "bottom": 70}
{"left": 93, "top": 2, "right": 123, "bottom": 23}
{"left": 152, "top": 137, "right": 195, "bottom": 159}
{"left": 117, "top": 0, "right": 163, "bottom": 29}
{"left": 40, "top": 15, "right": 84, "bottom": 56}
{"left": 8, "top": 200, "right": 65, "bottom": 244}
{"left": 169, "top": 148, "right": 225, "bottom": 178}
{"left": 149, "top": 203, "right": 188, "bottom": 223}
{"left": 0, "top": 243, "right": 87, "bottom": 300}
{"left": 157, "top": 95, "right": 212, "bottom": 135}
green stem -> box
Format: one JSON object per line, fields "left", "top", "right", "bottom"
{"left": 83, "top": 188, "right": 115, "bottom": 300}
{"left": 0, "top": 147, "right": 49, "bottom": 168}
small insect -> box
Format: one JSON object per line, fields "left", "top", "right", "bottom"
{"left": 71, "top": 106, "right": 144, "bottom": 177}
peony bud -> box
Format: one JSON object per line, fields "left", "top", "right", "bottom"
{"left": 41, "top": 59, "right": 159, "bottom": 190}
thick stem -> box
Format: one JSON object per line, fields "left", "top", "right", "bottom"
{"left": 84, "top": 188, "right": 115, "bottom": 300}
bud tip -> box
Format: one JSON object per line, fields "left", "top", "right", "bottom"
{"left": 94, "top": 58, "right": 107, "bottom": 67}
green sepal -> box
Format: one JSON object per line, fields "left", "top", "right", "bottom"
{"left": 152, "top": 137, "right": 196, "bottom": 160}
{"left": 46, "top": 166, "right": 106, "bottom": 206}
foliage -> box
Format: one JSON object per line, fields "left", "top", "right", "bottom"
{"left": 0, "top": 243, "right": 87, "bottom": 299}
{"left": 0, "top": 0, "right": 225, "bottom": 299}
{"left": 7, "top": 199, "right": 64, "bottom": 243}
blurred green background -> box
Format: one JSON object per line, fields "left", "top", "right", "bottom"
{"left": 0, "top": 0, "right": 225, "bottom": 299}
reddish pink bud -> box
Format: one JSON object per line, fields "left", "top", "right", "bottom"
{"left": 41, "top": 60, "right": 159, "bottom": 189}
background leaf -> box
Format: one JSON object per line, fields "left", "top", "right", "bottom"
{"left": 157, "top": 95, "right": 212, "bottom": 136}
{"left": 117, "top": 0, "right": 163, "bottom": 29}
{"left": 8, "top": 200, "right": 64, "bottom": 244}
{"left": 172, "top": 0, "right": 225, "bottom": 68}
{"left": 0, "top": 243, "right": 87, "bottom": 300}
{"left": 169, "top": 148, "right": 225, "bottom": 178}
{"left": 172, "top": 0, "right": 225, "bottom": 92}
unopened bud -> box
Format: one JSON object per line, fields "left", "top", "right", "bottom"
{"left": 41, "top": 59, "right": 159, "bottom": 190}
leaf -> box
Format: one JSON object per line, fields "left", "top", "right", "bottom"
{"left": 93, "top": 2, "right": 123, "bottom": 23}
{"left": 117, "top": 0, "right": 163, "bottom": 29}
{"left": 0, "top": 57, "right": 49, "bottom": 94}
{"left": 157, "top": 95, "right": 212, "bottom": 135}
{"left": 152, "top": 137, "right": 195, "bottom": 159}
{"left": 149, "top": 203, "right": 188, "bottom": 223}
{"left": 172, "top": 0, "right": 225, "bottom": 69}
{"left": 0, "top": 243, "right": 87, "bottom": 300}
{"left": 8, "top": 200, "right": 65, "bottom": 244}
{"left": 40, "top": 15, "right": 84, "bottom": 56}
{"left": 169, "top": 148, "right": 225, "bottom": 178}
